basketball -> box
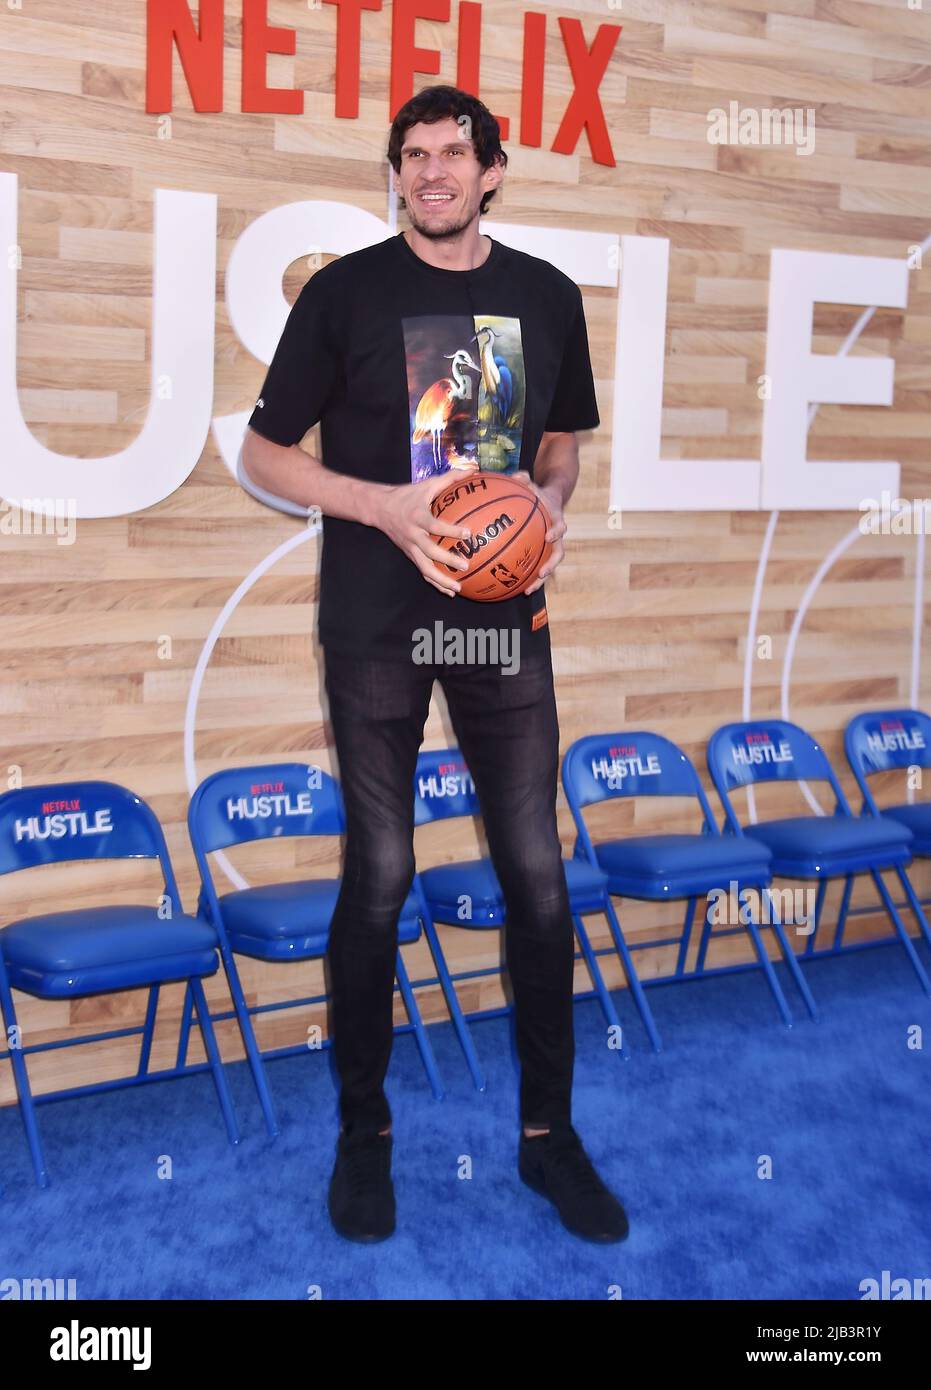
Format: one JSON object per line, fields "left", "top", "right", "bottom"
{"left": 429, "top": 471, "right": 553, "bottom": 602}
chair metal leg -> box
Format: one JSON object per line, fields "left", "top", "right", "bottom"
{"left": 808, "top": 877, "right": 829, "bottom": 955}
{"left": 572, "top": 910, "right": 631, "bottom": 1060}
{"left": 137, "top": 984, "right": 160, "bottom": 1077}
{"left": 603, "top": 896, "right": 663, "bottom": 1052}
{"left": 695, "top": 895, "right": 715, "bottom": 975}
{"left": 740, "top": 887, "right": 795, "bottom": 1028}
{"left": 176, "top": 981, "right": 194, "bottom": 1069}
{"left": 215, "top": 943, "right": 281, "bottom": 1139}
{"left": 188, "top": 976, "right": 241, "bottom": 1145}
{"left": 0, "top": 966, "right": 49, "bottom": 1187}
{"left": 762, "top": 888, "right": 820, "bottom": 1022}
{"left": 831, "top": 876, "right": 853, "bottom": 952}
{"left": 394, "top": 950, "right": 445, "bottom": 1101}
{"left": 894, "top": 865, "right": 931, "bottom": 952}
{"left": 420, "top": 912, "right": 486, "bottom": 1092}
{"left": 674, "top": 896, "right": 697, "bottom": 977}
{"left": 871, "top": 869, "right": 931, "bottom": 996}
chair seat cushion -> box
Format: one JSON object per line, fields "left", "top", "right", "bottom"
{"left": 419, "top": 857, "right": 608, "bottom": 927}
{"left": 1, "top": 905, "right": 219, "bottom": 998}
{"left": 216, "top": 879, "right": 421, "bottom": 960}
{"left": 881, "top": 803, "right": 931, "bottom": 855}
{"left": 594, "top": 833, "right": 772, "bottom": 899}
{"left": 744, "top": 814, "right": 912, "bottom": 877}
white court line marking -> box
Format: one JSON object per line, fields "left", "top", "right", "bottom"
{"left": 183, "top": 525, "right": 319, "bottom": 890}
{"left": 744, "top": 234, "right": 930, "bottom": 818}
{"left": 909, "top": 527, "right": 925, "bottom": 804}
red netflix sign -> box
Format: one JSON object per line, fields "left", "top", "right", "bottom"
{"left": 145, "top": 0, "right": 621, "bottom": 166}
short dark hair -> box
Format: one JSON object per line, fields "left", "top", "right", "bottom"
{"left": 387, "top": 85, "right": 507, "bottom": 216}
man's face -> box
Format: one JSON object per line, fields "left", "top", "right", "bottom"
{"left": 393, "top": 115, "right": 502, "bottom": 240}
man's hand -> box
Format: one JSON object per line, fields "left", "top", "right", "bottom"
{"left": 370, "top": 467, "right": 477, "bottom": 597}
{"left": 510, "top": 470, "right": 567, "bottom": 595}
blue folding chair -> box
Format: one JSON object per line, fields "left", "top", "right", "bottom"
{"left": 188, "top": 762, "right": 444, "bottom": 1137}
{"left": 845, "top": 708, "right": 931, "bottom": 958}
{"left": 0, "top": 780, "right": 239, "bottom": 1188}
{"left": 708, "top": 719, "right": 931, "bottom": 997}
{"left": 563, "top": 731, "right": 815, "bottom": 1051}
{"left": 413, "top": 746, "right": 631, "bottom": 1094}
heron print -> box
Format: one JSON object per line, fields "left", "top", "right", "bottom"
{"left": 404, "top": 314, "right": 525, "bottom": 481}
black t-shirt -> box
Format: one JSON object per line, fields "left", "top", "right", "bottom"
{"left": 247, "top": 230, "right": 599, "bottom": 658}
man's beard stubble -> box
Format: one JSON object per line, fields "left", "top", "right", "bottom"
{"left": 404, "top": 199, "right": 479, "bottom": 242}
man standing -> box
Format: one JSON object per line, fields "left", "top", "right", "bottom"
{"left": 241, "top": 85, "right": 628, "bottom": 1245}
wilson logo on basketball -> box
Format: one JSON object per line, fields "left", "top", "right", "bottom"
{"left": 429, "top": 470, "right": 552, "bottom": 603}
{"left": 449, "top": 511, "right": 516, "bottom": 559}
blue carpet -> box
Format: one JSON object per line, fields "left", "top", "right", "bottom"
{"left": 1, "top": 939, "right": 929, "bottom": 1300}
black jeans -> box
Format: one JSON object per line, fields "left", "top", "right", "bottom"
{"left": 323, "top": 636, "right": 575, "bottom": 1135}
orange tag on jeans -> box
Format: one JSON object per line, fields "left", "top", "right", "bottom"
{"left": 531, "top": 606, "right": 548, "bottom": 632}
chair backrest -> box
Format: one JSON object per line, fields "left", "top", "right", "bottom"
{"left": 188, "top": 762, "right": 344, "bottom": 924}
{"left": 413, "top": 749, "right": 481, "bottom": 826}
{"left": 562, "top": 730, "right": 713, "bottom": 806}
{"left": 561, "top": 731, "right": 718, "bottom": 860}
{"left": 707, "top": 719, "right": 849, "bottom": 831}
{"left": 188, "top": 763, "right": 343, "bottom": 856}
{"left": 0, "top": 779, "right": 181, "bottom": 905}
{"left": 844, "top": 708, "right": 931, "bottom": 814}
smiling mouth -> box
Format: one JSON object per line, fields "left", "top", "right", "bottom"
{"left": 417, "top": 191, "right": 456, "bottom": 204}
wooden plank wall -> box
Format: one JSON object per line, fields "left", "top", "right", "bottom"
{"left": 0, "top": 0, "right": 929, "bottom": 1101}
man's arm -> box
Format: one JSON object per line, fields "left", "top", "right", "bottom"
{"left": 242, "top": 427, "right": 379, "bottom": 524}
{"left": 512, "top": 430, "right": 581, "bottom": 595}
{"left": 533, "top": 430, "right": 580, "bottom": 509}
{"left": 240, "top": 427, "right": 473, "bottom": 597}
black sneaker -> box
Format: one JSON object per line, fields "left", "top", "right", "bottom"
{"left": 327, "top": 1129, "right": 396, "bottom": 1243}
{"left": 519, "top": 1124, "right": 629, "bottom": 1243}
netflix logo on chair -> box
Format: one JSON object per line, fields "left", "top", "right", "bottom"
{"left": 225, "top": 780, "right": 313, "bottom": 821}
{"left": 418, "top": 762, "right": 475, "bottom": 801}
{"left": 13, "top": 798, "right": 113, "bottom": 842}
{"left": 591, "top": 745, "right": 661, "bottom": 783}
{"left": 866, "top": 720, "right": 925, "bottom": 756}
{"left": 732, "top": 731, "right": 793, "bottom": 768}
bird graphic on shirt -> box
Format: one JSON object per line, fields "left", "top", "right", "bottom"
{"left": 472, "top": 324, "right": 514, "bottom": 428}
{"left": 412, "top": 347, "right": 481, "bottom": 473}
